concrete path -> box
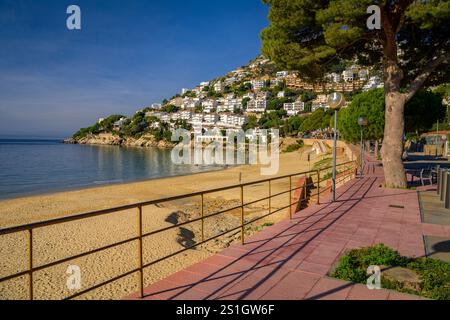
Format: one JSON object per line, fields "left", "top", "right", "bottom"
{"left": 127, "top": 160, "right": 450, "bottom": 300}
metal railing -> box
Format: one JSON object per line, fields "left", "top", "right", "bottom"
{"left": 0, "top": 160, "right": 356, "bottom": 300}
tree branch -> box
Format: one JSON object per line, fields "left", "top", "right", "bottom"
{"left": 393, "top": 0, "right": 415, "bottom": 33}
{"left": 405, "top": 51, "right": 450, "bottom": 102}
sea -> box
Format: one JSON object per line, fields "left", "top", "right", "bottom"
{"left": 0, "top": 139, "right": 225, "bottom": 200}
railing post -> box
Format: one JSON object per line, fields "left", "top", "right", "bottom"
{"left": 28, "top": 229, "right": 33, "bottom": 300}
{"left": 303, "top": 176, "right": 307, "bottom": 203}
{"left": 268, "top": 180, "right": 272, "bottom": 216}
{"left": 138, "top": 205, "right": 144, "bottom": 299}
{"left": 240, "top": 185, "right": 244, "bottom": 245}
{"left": 289, "top": 176, "right": 292, "bottom": 220}
{"left": 317, "top": 169, "right": 320, "bottom": 205}
{"left": 201, "top": 194, "right": 204, "bottom": 243}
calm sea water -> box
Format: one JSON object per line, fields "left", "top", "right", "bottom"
{"left": 0, "top": 139, "right": 224, "bottom": 200}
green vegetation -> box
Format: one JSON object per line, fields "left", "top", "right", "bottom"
{"left": 284, "top": 139, "right": 304, "bottom": 153}
{"left": 261, "top": 0, "right": 449, "bottom": 188}
{"left": 300, "top": 108, "right": 333, "bottom": 132}
{"left": 72, "top": 115, "right": 124, "bottom": 140}
{"left": 338, "top": 89, "right": 385, "bottom": 143}
{"left": 332, "top": 244, "right": 450, "bottom": 300}
{"left": 338, "top": 88, "right": 446, "bottom": 143}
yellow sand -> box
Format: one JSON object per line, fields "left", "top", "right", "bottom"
{"left": 0, "top": 148, "right": 349, "bottom": 300}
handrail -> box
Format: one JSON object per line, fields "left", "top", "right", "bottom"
{"left": 0, "top": 160, "right": 355, "bottom": 235}
{"left": 0, "top": 160, "right": 356, "bottom": 300}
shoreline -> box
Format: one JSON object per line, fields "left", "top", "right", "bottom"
{"left": 0, "top": 147, "right": 352, "bottom": 300}
{"left": 0, "top": 148, "right": 337, "bottom": 228}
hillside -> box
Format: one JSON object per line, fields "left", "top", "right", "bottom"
{"left": 68, "top": 55, "right": 378, "bottom": 147}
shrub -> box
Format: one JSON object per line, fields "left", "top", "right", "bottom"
{"left": 331, "top": 244, "right": 450, "bottom": 300}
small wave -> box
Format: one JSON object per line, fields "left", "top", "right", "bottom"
{"left": 93, "top": 180, "right": 124, "bottom": 184}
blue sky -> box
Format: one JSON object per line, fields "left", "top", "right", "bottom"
{"left": 0, "top": 0, "right": 268, "bottom": 138}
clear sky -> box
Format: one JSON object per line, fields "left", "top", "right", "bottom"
{"left": 0, "top": 0, "right": 268, "bottom": 138}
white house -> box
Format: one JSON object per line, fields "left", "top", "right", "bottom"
{"left": 342, "top": 70, "right": 354, "bottom": 82}
{"left": 214, "top": 81, "right": 224, "bottom": 92}
{"left": 151, "top": 103, "right": 162, "bottom": 109}
{"left": 277, "top": 91, "right": 285, "bottom": 98}
{"left": 363, "top": 76, "right": 383, "bottom": 91}
{"left": 113, "top": 117, "right": 128, "bottom": 131}
{"left": 328, "top": 73, "right": 341, "bottom": 83}
{"left": 225, "top": 77, "right": 237, "bottom": 86}
{"left": 311, "top": 94, "right": 329, "bottom": 112}
{"left": 359, "top": 69, "right": 369, "bottom": 81}
{"left": 276, "top": 71, "right": 289, "bottom": 78}
{"left": 251, "top": 80, "right": 265, "bottom": 90}
{"left": 182, "top": 97, "right": 201, "bottom": 110}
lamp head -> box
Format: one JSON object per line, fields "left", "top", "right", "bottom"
{"left": 328, "top": 92, "right": 345, "bottom": 110}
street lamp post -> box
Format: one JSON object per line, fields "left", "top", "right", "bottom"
{"left": 328, "top": 92, "right": 346, "bottom": 202}
{"left": 358, "top": 117, "right": 368, "bottom": 177}
{"left": 442, "top": 135, "right": 447, "bottom": 157}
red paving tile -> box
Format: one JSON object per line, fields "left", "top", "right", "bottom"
{"left": 126, "top": 158, "right": 441, "bottom": 301}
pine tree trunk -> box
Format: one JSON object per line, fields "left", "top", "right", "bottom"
{"left": 382, "top": 91, "right": 407, "bottom": 188}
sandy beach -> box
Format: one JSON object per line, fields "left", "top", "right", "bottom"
{"left": 0, "top": 144, "right": 353, "bottom": 300}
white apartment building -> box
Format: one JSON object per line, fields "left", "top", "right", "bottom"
{"left": 276, "top": 71, "right": 289, "bottom": 78}
{"left": 179, "top": 111, "right": 192, "bottom": 120}
{"left": 243, "top": 92, "right": 256, "bottom": 100}
{"left": 359, "top": 69, "right": 369, "bottom": 81}
{"left": 270, "top": 79, "right": 282, "bottom": 87}
{"left": 214, "top": 81, "right": 224, "bottom": 92}
{"left": 225, "top": 77, "right": 237, "bottom": 86}
{"left": 251, "top": 80, "right": 265, "bottom": 90}
{"left": 246, "top": 99, "right": 267, "bottom": 113}
{"left": 171, "top": 113, "right": 181, "bottom": 121}
{"left": 328, "top": 73, "right": 341, "bottom": 83}
{"left": 202, "top": 99, "right": 218, "bottom": 109}
{"left": 190, "top": 113, "right": 203, "bottom": 125}
{"left": 200, "top": 81, "right": 210, "bottom": 87}
{"left": 160, "top": 113, "right": 171, "bottom": 123}
{"left": 217, "top": 98, "right": 242, "bottom": 113}
{"left": 283, "top": 101, "right": 305, "bottom": 116}
{"left": 151, "top": 103, "right": 162, "bottom": 109}
{"left": 218, "top": 114, "right": 247, "bottom": 128}
{"left": 342, "top": 70, "right": 354, "bottom": 82}
{"left": 363, "top": 76, "right": 383, "bottom": 91}
{"left": 311, "top": 94, "right": 329, "bottom": 112}
{"left": 182, "top": 97, "right": 201, "bottom": 110}
{"left": 245, "top": 129, "right": 276, "bottom": 144}
{"left": 203, "top": 113, "right": 219, "bottom": 125}
{"left": 277, "top": 91, "right": 285, "bottom": 98}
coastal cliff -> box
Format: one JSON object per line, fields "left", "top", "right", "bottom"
{"left": 65, "top": 133, "right": 176, "bottom": 148}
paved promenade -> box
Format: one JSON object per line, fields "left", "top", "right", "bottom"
{"left": 128, "top": 160, "right": 450, "bottom": 300}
